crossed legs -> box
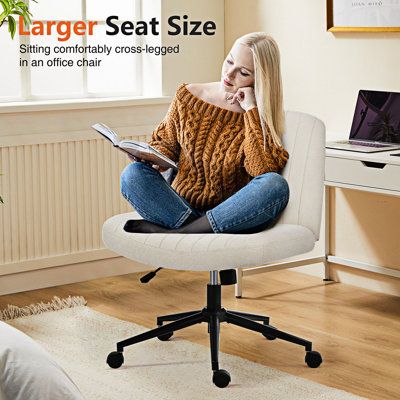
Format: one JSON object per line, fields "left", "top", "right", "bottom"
{"left": 120, "top": 162, "right": 289, "bottom": 234}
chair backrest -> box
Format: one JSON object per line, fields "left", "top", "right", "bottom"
{"left": 277, "top": 111, "right": 326, "bottom": 241}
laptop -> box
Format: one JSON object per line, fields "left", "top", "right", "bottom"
{"left": 326, "top": 89, "right": 400, "bottom": 153}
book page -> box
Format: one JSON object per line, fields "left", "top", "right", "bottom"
{"left": 91, "top": 123, "right": 120, "bottom": 146}
{"left": 119, "top": 140, "right": 148, "bottom": 150}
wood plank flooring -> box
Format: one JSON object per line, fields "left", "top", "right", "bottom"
{"left": 1, "top": 269, "right": 399, "bottom": 399}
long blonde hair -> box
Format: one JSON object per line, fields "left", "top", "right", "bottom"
{"left": 238, "top": 33, "right": 285, "bottom": 149}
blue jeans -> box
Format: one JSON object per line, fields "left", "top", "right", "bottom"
{"left": 120, "top": 162, "right": 289, "bottom": 234}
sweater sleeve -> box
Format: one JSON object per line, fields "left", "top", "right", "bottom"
{"left": 148, "top": 93, "right": 181, "bottom": 164}
{"left": 243, "top": 107, "right": 289, "bottom": 177}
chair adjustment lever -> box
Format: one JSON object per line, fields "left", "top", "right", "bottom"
{"left": 219, "top": 269, "right": 237, "bottom": 285}
{"left": 140, "top": 267, "right": 163, "bottom": 283}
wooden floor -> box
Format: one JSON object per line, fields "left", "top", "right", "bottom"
{"left": 1, "top": 269, "right": 399, "bottom": 399}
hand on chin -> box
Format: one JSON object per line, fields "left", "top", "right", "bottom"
{"left": 228, "top": 86, "right": 257, "bottom": 112}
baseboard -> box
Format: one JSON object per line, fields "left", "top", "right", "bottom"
{"left": 0, "top": 256, "right": 150, "bottom": 296}
{"left": 293, "top": 263, "right": 325, "bottom": 278}
{"left": 329, "top": 263, "right": 400, "bottom": 297}
{"left": 3, "top": 256, "right": 399, "bottom": 297}
{"left": 295, "top": 263, "right": 400, "bottom": 297}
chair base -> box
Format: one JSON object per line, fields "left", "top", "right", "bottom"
{"left": 107, "top": 283, "right": 322, "bottom": 388}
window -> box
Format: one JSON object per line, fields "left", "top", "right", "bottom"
{"left": 0, "top": 0, "right": 142, "bottom": 102}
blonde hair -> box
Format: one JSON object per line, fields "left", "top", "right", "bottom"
{"left": 237, "top": 33, "right": 285, "bottom": 149}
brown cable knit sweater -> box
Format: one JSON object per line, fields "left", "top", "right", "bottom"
{"left": 148, "top": 83, "right": 289, "bottom": 211}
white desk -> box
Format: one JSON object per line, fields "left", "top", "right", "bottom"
{"left": 234, "top": 147, "right": 400, "bottom": 298}
{"left": 324, "top": 148, "right": 400, "bottom": 279}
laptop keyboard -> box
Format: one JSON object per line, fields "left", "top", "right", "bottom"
{"left": 339, "top": 140, "right": 392, "bottom": 148}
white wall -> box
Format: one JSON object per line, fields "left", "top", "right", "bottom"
{"left": 225, "top": 0, "right": 400, "bottom": 140}
{"left": 225, "top": 1, "right": 400, "bottom": 294}
{"left": 142, "top": 0, "right": 224, "bottom": 96}
{"left": 148, "top": 0, "right": 225, "bottom": 96}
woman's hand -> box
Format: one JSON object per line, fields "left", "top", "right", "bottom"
{"left": 229, "top": 87, "right": 257, "bottom": 112}
{"left": 127, "top": 154, "right": 162, "bottom": 171}
{"left": 127, "top": 154, "right": 141, "bottom": 163}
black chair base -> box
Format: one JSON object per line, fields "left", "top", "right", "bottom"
{"left": 107, "top": 282, "right": 322, "bottom": 388}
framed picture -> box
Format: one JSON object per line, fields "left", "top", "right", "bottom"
{"left": 327, "top": 0, "right": 400, "bottom": 32}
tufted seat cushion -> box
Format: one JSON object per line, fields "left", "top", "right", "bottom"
{"left": 102, "top": 212, "right": 316, "bottom": 272}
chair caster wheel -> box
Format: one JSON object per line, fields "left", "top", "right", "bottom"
{"left": 157, "top": 331, "right": 173, "bottom": 341}
{"left": 262, "top": 324, "right": 277, "bottom": 340}
{"left": 305, "top": 351, "right": 323, "bottom": 368}
{"left": 106, "top": 351, "right": 124, "bottom": 369}
{"left": 212, "top": 369, "right": 231, "bottom": 388}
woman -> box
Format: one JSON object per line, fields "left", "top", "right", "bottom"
{"left": 121, "top": 32, "right": 290, "bottom": 234}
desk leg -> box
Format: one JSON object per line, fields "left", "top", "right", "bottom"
{"left": 235, "top": 268, "right": 243, "bottom": 298}
{"left": 324, "top": 185, "right": 331, "bottom": 281}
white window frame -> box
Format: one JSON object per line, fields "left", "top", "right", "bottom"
{"left": 3, "top": 0, "right": 144, "bottom": 102}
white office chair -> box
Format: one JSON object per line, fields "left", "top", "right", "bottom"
{"left": 102, "top": 111, "right": 326, "bottom": 388}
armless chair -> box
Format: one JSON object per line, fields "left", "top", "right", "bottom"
{"left": 102, "top": 111, "right": 325, "bottom": 388}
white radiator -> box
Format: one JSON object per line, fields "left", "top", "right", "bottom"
{"left": 0, "top": 135, "right": 147, "bottom": 269}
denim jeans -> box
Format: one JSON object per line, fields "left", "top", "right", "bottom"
{"left": 120, "top": 162, "right": 289, "bottom": 234}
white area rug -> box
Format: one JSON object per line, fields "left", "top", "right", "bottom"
{"left": 5, "top": 303, "right": 364, "bottom": 400}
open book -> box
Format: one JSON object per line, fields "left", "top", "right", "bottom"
{"left": 91, "top": 123, "right": 178, "bottom": 170}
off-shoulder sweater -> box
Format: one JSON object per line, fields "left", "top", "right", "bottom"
{"left": 148, "top": 83, "right": 289, "bottom": 211}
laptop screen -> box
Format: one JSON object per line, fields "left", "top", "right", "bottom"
{"left": 349, "top": 89, "right": 400, "bottom": 143}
